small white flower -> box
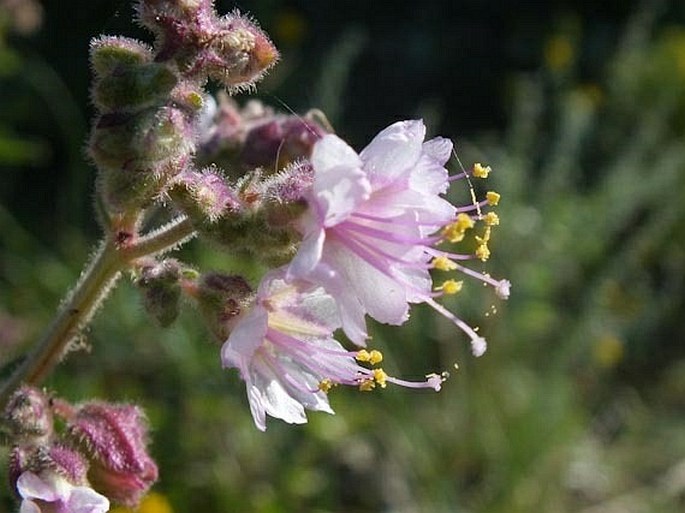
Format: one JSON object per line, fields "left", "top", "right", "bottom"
{"left": 16, "top": 471, "right": 110, "bottom": 513}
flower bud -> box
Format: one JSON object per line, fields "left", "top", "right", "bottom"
{"left": 92, "top": 62, "right": 178, "bottom": 113}
{"left": 202, "top": 14, "right": 279, "bottom": 90}
{"left": 241, "top": 117, "right": 325, "bottom": 169}
{"left": 195, "top": 272, "right": 252, "bottom": 340}
{"left": 195, "top": 96, "right": 328, "bottom": 175}
{"left": 90, "top": 36, "right": 153, "bottom": 77}
{"left": 136, "top": 259, "right": 185, "bottom": 327}
{"left": 90, "top": 106, "right": 194, "bottom": 213}
{"left": 168, "top": 168, "right": 242, "bottom": 223}
{"left": 66, "top": 402, "right": 158, "bottom": 507}
{"left": 90, "top": 106, "right": 193, "bottom": 171}
{"left": 136, "top": 0, "right": 278, "bottom": 89}
{"left": 4, "top": 386, "right": 53, "bottom": 443}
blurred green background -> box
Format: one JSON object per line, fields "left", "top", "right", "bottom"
{"left": 2, "top": 0, "right": 685, "bottom": 512}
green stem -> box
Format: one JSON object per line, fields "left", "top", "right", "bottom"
{"left": 125, "top": 216, "right": 196, "bottom": 260}
{"left": 0, "top": 216, "right": 197, "bottom": 408}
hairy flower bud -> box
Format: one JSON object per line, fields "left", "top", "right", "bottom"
{"left": 136, "top": 0, "right": 278, "bottom": 90}
{"left": 4, "top": 386, "right": 53, "bottom": 443}
{"left": 195, "top": 272, "right": 252, "bottom": 340}
{"left": 91, "top": 106, "right": 192, "bottom": 171}
{"left": 168, "top": 168, "right": 242, "bottom": 222}
{"left": 90, "top": 36, "right": 153, "bottom": 77}
{"left": 91, "top": 106, "right": 194, "bottom": 213}
{"left": 65, "top": 402, "right": 158, "bottom": 507}
{"left": 241, "top": 117, "right": 325, "bottom": 169}
{"left": 200, "top": 14, "right": 279, "bottom": 90}
{"left": 136, "top": 259, "right": 187, "bottom": 327}
{"left": 195, "top": 94, "right": 328, "bottom": 178}
{"left": 92, "top": 62, "right": 178, "bottom": 113}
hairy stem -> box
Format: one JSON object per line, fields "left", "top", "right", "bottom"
{"left": 125, "top": 216, "right": 196, "bottom": 259}
{"left": 0, "top": 216, "right": 197, "bottom": 408}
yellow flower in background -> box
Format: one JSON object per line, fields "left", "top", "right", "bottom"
{"left": 544, "top": 34, "right": 574, "bottom": 72}
{"left": 661, "top": 28, "right": 685, "bottom": 80}
{"left": 110, "top": 493, "right": 173, "bottom": 513}
{"left": 593, "top": 333, "right": 624, "bottom": 369}
{"left": 274, "top": 9, "right": 307, "bottom": 46}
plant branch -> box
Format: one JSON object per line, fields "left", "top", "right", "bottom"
{"left": 0, "top": 216, "right": 197, "bottom": 409}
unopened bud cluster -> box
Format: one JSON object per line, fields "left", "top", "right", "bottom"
{"left": 4, "top": 387, "right": 156, "bottom": 510}
{"left": 88, "top": 0, "right": 278, "bottom": 219}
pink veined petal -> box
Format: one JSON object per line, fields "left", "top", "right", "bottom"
{"left": 306, "top": 263, "right": 369, "bottom": 345}
{"left": 360, "top": 120, "right": 426, "bottom": 185}
{"left": 326, "top": 240, "right": 410, "bottom": 325}
{"left": 274, "top": 358, "right": 334, "bottom": 413}
{"left": 311, "top": 134, "right": 362, "bottom": 175}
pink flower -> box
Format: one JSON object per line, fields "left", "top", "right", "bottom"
{"left": 16, "top": 471, "right": 110, "bottom": 513}
{"left": 288, "top": 120, "right": 509, "bottom": 354}
{"left": 221, "top": 270, "right": 442, "bottom": 431}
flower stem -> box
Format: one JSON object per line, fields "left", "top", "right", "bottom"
{"left": 125, "top": 216, "right": 196, "bottom": 260}
{"left": 0, "top": 216, "right": 197, "bottom": 409}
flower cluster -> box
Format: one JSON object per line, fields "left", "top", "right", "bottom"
{"left": 4, "top": 387, "right": 157, "bottom": 511}
{"left": 218, "top": 119, "right": 510, "bottom": 430}
{"left": 2, "top": 1, "right": 511, "bottom": 509}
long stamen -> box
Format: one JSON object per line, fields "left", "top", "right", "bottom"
{"left": 425, "top": 298, "right": 487, "bottom": 356}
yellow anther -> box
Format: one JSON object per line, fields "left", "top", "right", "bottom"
{"left": 442, "top": 225, "right": 465, "bottom": 243}
{"left": 476, "top": 244, "right": 491, "bottom": 262}
{"left": 186, "top": 91, "right": 204, "bottom": 110}
{"left": 359, "top": 379, "right": 376, "bottom": 392}
{"left": 472, "top": 162, "right": 491, "bottom": 178}
{"left": 438, "top": 279, "right": 463, "bottom": 295}
{"left": 442, "top": 214, "right": 475, "bottom": 243}
{"left": 368, "top": 350, "right": 384, "bottom": 365}
{"left": 373, "top": 368, "right": 388, "bottom": 388}
{"left": 486, "top": 191, "right": 501, "bottom": 206}
{"left": 475, "top": 227, "right": 492, "bottom": 245}
{"left": 455, "top": 213, "right": 475, "bottom": 231}
{"left": 484, "top": 211, "right": 500, "bottom": 226}
{"left": 433, "top": 255, "right": 458, "bottom": 271}
{"left": 318, "top": 379, "right": 333, "bottom": 393}
{"left": 356, "top": 349, "right": 371, "bottom": 362}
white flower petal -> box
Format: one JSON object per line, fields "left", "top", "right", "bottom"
{"left": 288, "top": 228, "right": 326, "bottom": 278}
{"left": 314, "top": 165, "right": 371, "bottom": 226}
{"left": 360, "top": 120, "right": 426, "bottom": 185}
{"left": 311, "top": 134, "right": 362, "bottom": 174}
{"left": 221, "top": 306, "right": 268, "bottom": 367}
{"left": 257, "top": 366, "right": 308, "bottom": 425}
{"left": 247, "top": 381, "right": 268, "bottom": 431}
{"left": 20, "top": 500, "right": 41, "bottom": 513}
{"left": 327, "top": 242, "right": 410, "bottom": 325}
{"left": 67, "top": 486, "right": 110, "bottom": 513}
{"left": 422, "top": 136, "right": 453, "bottom": 164}
{"left": 16, "top": 472, "right": 61, "bottom": 503}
